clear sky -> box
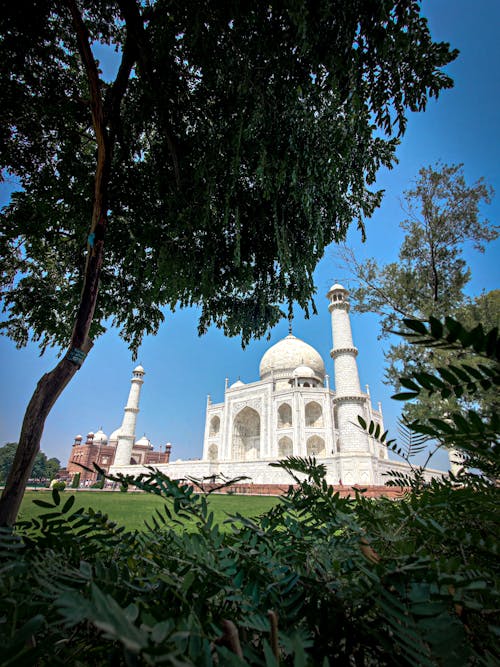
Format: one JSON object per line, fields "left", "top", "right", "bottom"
{"left": 1, "top": 0, "right": 499, "bottom": 472}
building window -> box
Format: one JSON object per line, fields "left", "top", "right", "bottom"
{"left": 232, "top": 407, "right": 261, "bottom": 461}
{"left": 278, "top": 436, "right": 293, "bottom": 458}
{"left": 209, "top": 415, "right": 220, "bottom": 436}
{"left": 277, "top": 403, "right": 292, "bottom": 429}
{"left": 306, "top": 435, "right": 326, "bottom": 458}
{"left": 305, "top": 401, "right": 323, "bottom": 427}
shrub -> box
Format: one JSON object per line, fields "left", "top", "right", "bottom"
{"left": 49, "top": 480, "right": 65, "bottom": 491}
{"left": 71, "top": 473, "right": 80, "bottom": 489}
{"left": 0, "top": 317, "right": 497, "bottom": 665}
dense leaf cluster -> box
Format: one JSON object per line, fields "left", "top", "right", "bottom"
{"left": 344, "top": 164, "right": 498, "bottom": 422}
{"left": 0, "top": 442, "right": 60, "bottom": 483}
{"left": 1, "top": 460, "right": 498, "bottom": 666}
{"left": 1, "top": 1, "right": 457, "bottom": 353}
{"left": 360, "top": 316, "right": 499, "bottom": 481}
{"left": 1, "top": 324, "right": 497, "bottom": 664}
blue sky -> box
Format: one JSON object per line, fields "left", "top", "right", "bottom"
{"left": 1, "top": 0, "right": 499, "bottom": 471}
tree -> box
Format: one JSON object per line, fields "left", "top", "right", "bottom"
{"left": 342, "top": 163, "right": 498, "bottom": 421}
{"left": 0, "top": 442, "right": 60, "bottom": 482}
{"left": 0, "top": 1, "right": 457, "bottom": 524}
{"left": 0, "top": 443, "right": 18, "bottom": 483}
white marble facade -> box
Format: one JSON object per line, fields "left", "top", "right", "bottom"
{"left": 199, "top": 284, "right": 389, "bottom": 485}
{"left": 110, "top": 284, "right": 439, "bottom": 487}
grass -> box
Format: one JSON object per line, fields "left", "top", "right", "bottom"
{"left": 18, "top": 490, "right": 280, "bottom": 532}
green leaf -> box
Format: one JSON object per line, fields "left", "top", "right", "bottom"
{"left": 61, "top": 494, "right": 75, "bottom": 514}
{"left": 392, "top": 391, "right": 419, "bottom": 401}
{"left": 32, "top": 499, "right": 55, "bottom": 509}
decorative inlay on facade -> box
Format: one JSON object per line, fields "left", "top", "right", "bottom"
{"left": 333, "top": 394, "right": 366, "bottom": 403}
{"left": 231, "top": 398, "right": 262, "bottom": 415}
{"left": 330, "top": 346, "right": 358, "bottom": 359}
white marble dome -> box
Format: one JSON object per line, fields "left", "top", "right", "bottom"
{"left": 93, "top": 429, "right": 108, "bottom": 445}
{"left": 259, "top": 334, "right": 325, "bottom": 380}
{"left": 136, "top": 435, "right": 153, "bottom": 449}
{"left": 109, "top": 427, "right": 121, "bottom": 444}
{"left": 230, "top": 379, "right": 245, "bottom": 389}
{"left": 293, "top": 365, "right": 316, "bottom": 378}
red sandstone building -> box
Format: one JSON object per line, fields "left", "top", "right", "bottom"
{"left": 67, "top": 430, "right": 171, "bottom": 484}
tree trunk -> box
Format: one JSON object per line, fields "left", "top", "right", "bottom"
{"left": 0, "top": 350, "right": 91, "bottom": 525}
{"left": 0, "top": 0, "right": 126, "bottom": 526}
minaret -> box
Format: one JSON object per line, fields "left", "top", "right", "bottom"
{"left": 113, "top": 365, "right": 145, "bottom": 466}
{"left": 327, "top": 284, "right": 369, "bottom": 452}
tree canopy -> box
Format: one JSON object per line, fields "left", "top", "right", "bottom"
{"left": 0, "top": 0, "right": 457, "bottom": 525}
{"left": 1, "top": 1, "right": 457, "bottom": 352}
{"left": 0, "top": 442, "right": 60, "bottom": 482}
{"left": 343, "top": 163, "right": 498, "bottom": 420}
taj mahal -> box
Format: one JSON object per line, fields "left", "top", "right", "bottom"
{"left": 68, "top": 284, "right": 444, "bottom": 487}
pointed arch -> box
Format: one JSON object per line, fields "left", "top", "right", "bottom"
{"left": 277, "top": 403, "right": 292, "bottom": 429}
{"left": 209, "top": 415, "right": 220, "bottom": 436}
{"left": 278, "top": 436, "right": 293, "bottom": 458}
{"left": 305, "top": 401, "right": 323, "bottom": 427}
{"left": 208, "top": 443, "right": 218, "bottom": 461}
{"left": 306, "top": 435, "right": 326, "bottom": 458}
{"left": 232, "top": 407, "right": 260, "bottom": 461}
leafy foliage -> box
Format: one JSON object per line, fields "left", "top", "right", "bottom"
{"left": 1, "top": 314, "right": 498, "bottom": 664}
{"left": 1, "top": 459, "right": 498, "bottom": 665}
{"left": 359, "top": 316, "right": 499, "bottom": 482}
{"left": 343, "top": 163, "right": 498, "bottom": 421}
{"left": 0, "top": 442, "right": 60, "bottom": 483}
{"left": 2, "top": 315, "right": 499, "bottom": 666}
{"left": 0, "top": 3, "right": 457, "bottom": 353}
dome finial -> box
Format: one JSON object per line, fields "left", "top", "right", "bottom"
{"left": 287, "top": 300, "right": 294, "bottom": 335}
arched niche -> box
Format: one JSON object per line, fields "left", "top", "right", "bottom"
{"left": 209, "top": 415, "right": 220, "bottom": 436}
{"left": 208, "top": 443, "right": 218, "bottom": 461}
{"left": 305, "top": 401, "right": 323, "bottom": 427}
{"left": 306, "top": 435, "right": 326, "bottom": 458}
{"left": 232, "top": 407, "right": 261, "bottom": 461}
{"left": 277, "top": 403, "right": 292, "bottom": 429}
{"left": 278, "top": 436, "right": 293, "bottom": 458}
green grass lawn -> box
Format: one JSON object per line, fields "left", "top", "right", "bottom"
{"left": 18, "top": 490, "right": 279, "bottom": 532}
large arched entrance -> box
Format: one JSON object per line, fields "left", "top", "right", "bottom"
{"left": 232, "top": 407, "right": 261, "bottom": 461}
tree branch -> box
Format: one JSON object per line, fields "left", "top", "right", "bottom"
{"left": 116, "top": 0, "right": 180, "bottom": 186}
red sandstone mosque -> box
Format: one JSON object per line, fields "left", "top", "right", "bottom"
{"left": 66, "top": 365, "right": 170, "bottom": 484}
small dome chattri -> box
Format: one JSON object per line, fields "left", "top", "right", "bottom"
{"left": 93, "top": 429, "right": 108, "bottom": 445}
{"left": 133, "top": 364, "right": 145, "bottom": 375}
{"left": 329, "top": 283, "right": 345, "bottom": 292}
{"left": 293, "top": 365, "right": 316, "bottom": 378}
{"left": 136, "top": 435, "right": 153, "bottom": 449}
